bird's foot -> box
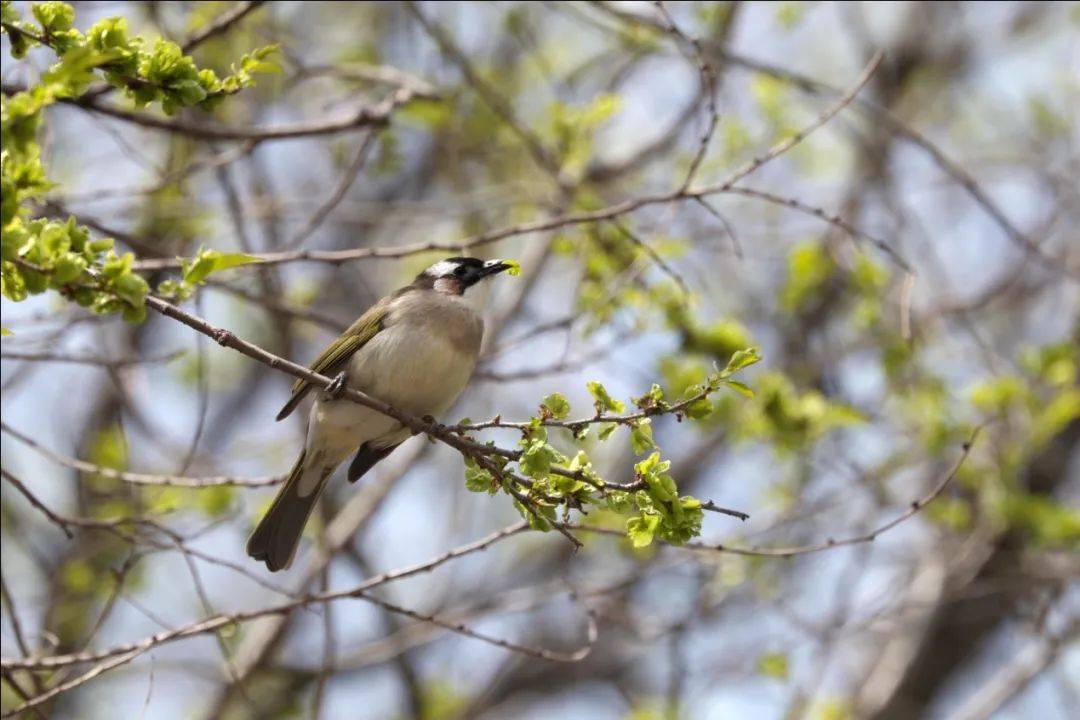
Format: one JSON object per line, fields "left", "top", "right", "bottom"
{"left": 323, "top": 371, "right": 348, "bottom": 400}
{"left": 412, "top": 415, "right": 437, "bottom": 436}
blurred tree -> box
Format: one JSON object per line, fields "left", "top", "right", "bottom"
{"left": 1, "top": 2, "right": 1077, "bottom": 719}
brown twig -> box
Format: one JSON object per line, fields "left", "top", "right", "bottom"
{"left": 181, "top": 1, "right": 266, "bottom": 53}
{"left": 0, "top": 350, "right": 184, "bottom": 367}
{"left": 128, "top": 51, "right": 899, "bottom": 274}
{"left": 26, "top": 85, "right": 420, "bottom": 142}
{"left": 1, "top": 421, "right": 281, "bottom": 488}
{"left": 284, "top": 129, "right": 380, "bottom": 249}
{"left": 2, "top": 522, "right": 530, "bottom": 673}
{"left": 653, "top": 2, "right": 720, "bottom": 191}
{"left": 403, "top": 0, "right": 563, "bottom": 180}
{"left": 1, "top": 468, "right": 75, "bottom": 538}
{"left": 566, "top": 430, "right": 979, "bottom": 557}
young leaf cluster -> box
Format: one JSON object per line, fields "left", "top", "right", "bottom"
{"left": 462, "top": 349, "right": 762, "bottom": 547}
{"left": 1, "top": 2, "right": 274, "bottom": 321}
{"left": 156, "top": 246, "right": 264, "bottom": 301}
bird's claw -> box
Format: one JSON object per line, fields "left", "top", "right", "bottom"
{"left": 412, "top": 415, "right": 437, "bottom": 437}
{"left": 323, "top": 371, "right": 348, "bottom": 400}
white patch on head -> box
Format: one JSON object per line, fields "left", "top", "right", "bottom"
{"left": 425, "top": 260, "right": 461, "bottom": 278}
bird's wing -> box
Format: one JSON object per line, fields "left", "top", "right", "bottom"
{"left": 275, "top": 297, "right": 391, "bottom": 421}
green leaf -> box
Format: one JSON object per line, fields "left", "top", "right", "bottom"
{"left": 88, "top": 238, "right": 114, "bottom": 253}
{"left": 630, "top": 419, "right": 655, "bottom": 454}
{"left": 519, "top": 438, "right": 557, "bottom": 479}
{"left": 50, "top": 254, "right": 87, "bottom": 284}
{"left": 502, "top": 258, "right": 522, "bottom": 276}
{"left": 681, "top": 384, "right": 713, "bottom": 420}
{"left": 182, "top": 248, "right": 262, "bottom": 285}
{"left": 633, "top": 383, "right": 666, "bottom": 410}
{"left": 645, "top": 474, "right": 678, "bottom": 504}
{"left": 2, "top": 1, "right": 23, "bottom": 25}
{"left": 32, "top": 2, "right": 74, "bottom": 33}
{"left": 169, "top": 79, "right": 207, "bottom": 105}
{"left": 586, "top": 380, "right": 625, "bottom": 413}
{"left": 634, "top": 451, "right": 664, "bottom": 477}
{"left": 112, "top": 272, "right": 148, "bottom": 307}
{"left": 120, "top": 298, "right": 147, "bottom": 323}
{"left": 102, "top": 250, "right": 133, "bottom": 279}
{"left": 721, "top": 347, "right": 762, "bottom": 377}
{"left": 463, "top": 457, "right": 496, "bottom": 493}
{"left": 723, "top": 379, "right": 755, "bottom": 398}
{"left": 42, "top": 47, "right": 119, "bottom": 97}
{"left": 757, "top": 652, "right": 790, "bottom": 680}
{"left": 208, "top": 252, "right": 262, "bottom": 273}
{"left": 626, "top": 512, "right": 660, "bottom": 548}
{"left": 513, "top": 498, "right": 554, "bottom": 531}
{"left": 86, "top": 16, "right": 130, "bottom": 52}
{"left": 597, "top": 422, "right": 617, "bottom": 441}
{"left": 541, "top": 392, "right": 571, "bottom": 419}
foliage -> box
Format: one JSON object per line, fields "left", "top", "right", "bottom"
{"left": 463, "top": 348, "right": 762, "bottom": 547}
{"left": 2, "top": 3, "right": 1077, "bottom": 717}
{"left": 0, "top": 1, "right": 275, "bottom": 320}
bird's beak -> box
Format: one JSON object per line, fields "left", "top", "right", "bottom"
{"left": 481, "top": 259, "right": 513, "bottom": 276}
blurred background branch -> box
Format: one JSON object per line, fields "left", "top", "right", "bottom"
{"left": 2, "top": 2, "right": 1077, "bottom": 719}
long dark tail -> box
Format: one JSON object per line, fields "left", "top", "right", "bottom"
{"left": 247, "top": 450, "right": 327, "bottom": 572}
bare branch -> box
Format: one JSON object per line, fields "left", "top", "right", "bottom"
{"left": 129, "top": 51, "right": 900, "bottom": 274}
{"left": 566, "top": 430, "right": 979, "bottom": 558}
{"left": 22, "top": 85, "right": 421, "bottom": 142}
{"left": 2, "top": 522, "right": 530, "bottom": 673}
{"left": 181, "top": 1, "right": 266, "bottom": 54}
{"left": 1, "top": 421, "right": 281, "bottom": 488}
{"left": 0, "top": 350, "right": 184, "bottom": 367}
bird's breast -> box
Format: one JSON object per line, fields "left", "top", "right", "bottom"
{"left": 347, "top": 306, "right": 482, "bottom": 416}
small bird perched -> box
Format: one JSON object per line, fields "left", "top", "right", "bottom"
{"left": 247, "top": 257, "right": 517, "bottom": 571}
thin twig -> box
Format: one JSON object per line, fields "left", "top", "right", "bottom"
{"left": 404, "top": 0, "right": 562, "bottom": 179}
{"left": 2, "top": 522, "right": 530, "bottom": 672}
{"left": 181, "top": 1, "right": 266, "bottom": 53}
{"left": 13, "top": 85, "right": 420, "bottom": 142}
{"left": 0, "top": 350, "right": 184, "bottom": 367}
{"left": 1, "top": 421, "right": 281, "bottom": 488}
{"left": 653, "top": 2, "right": 719, "bottom": 191}
{"left": 567, "top": 430, "right": 979, "bottom": 557}
{"left": 285, "top": 129, "right": 380, "bottom": 249}
{"left": 0, "top": 572, "right": 31, "bottom": 657}
{"left": 1, "top": 468, "right": 75, "bottom": 538}
{"left": 129, "top": 52, "right": 898, "bottom": 273}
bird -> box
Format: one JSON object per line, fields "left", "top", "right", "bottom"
{"left": 247, "top": 256, "right": 516, "bottom": 571}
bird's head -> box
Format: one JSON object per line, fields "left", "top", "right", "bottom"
{"left": 416, "top": 257, "right": 518, "bottom": 295}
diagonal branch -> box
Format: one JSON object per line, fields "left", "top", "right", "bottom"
{"left": 565, "top": 429, "right": 978, "bottom": 558}
{"left": 2, "top": 522, "right": 530, "bottom": 673}
{"left": 2, "top": 421, "right": 281, "bottom": 488}
{"left": 128, "top": 50, "right": 902, "bottom": 273}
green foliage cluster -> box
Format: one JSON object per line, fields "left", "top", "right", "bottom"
{"left": 958, "top": 342, "right": 1080, "bottom": 549}
{"left": 541, "top": 92, "right": 621, "bottom": 181}
{"left": 464, "top": 348, "right": 763, "bottom": 548}
{"left": 0, "top": 1, "right": 274, "bottom": 323}
{"left": 157, "top": 245, "right": 263, "bottom": 302}
{"left": 555, "top": 218, "right": 688, "bottom": 331}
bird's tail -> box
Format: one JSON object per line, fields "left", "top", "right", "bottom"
{"left": 246, "top": 450, "right": 330, "bottom": 572}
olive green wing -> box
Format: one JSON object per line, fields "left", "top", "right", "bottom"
{"left": 275, "top": 297, "right": 390, "bottom": 421}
